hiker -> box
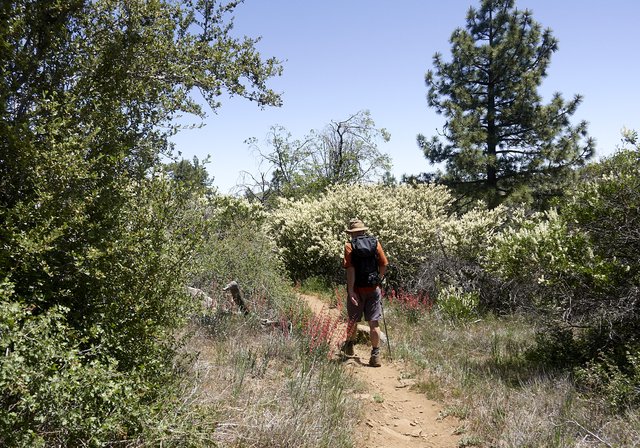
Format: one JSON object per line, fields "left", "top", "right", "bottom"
{"left": 342, "top": 218, "right": 388, "bottom": 367}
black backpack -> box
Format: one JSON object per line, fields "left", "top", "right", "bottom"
{"left": 350, "top": 235, "right": 380, "bottom": 287}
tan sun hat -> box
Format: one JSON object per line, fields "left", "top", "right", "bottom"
{"left": 345, "top": 218, "right": 369, "bottom": 233}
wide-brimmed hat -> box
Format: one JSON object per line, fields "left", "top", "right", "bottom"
{"left": 345, "top": 218, "right": 369, "bottom": 233}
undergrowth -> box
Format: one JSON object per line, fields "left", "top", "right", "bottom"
{"left": 386, "top": 294, "right": 640, "bottom": 447}
{"left": 182, "top": 299, "right": 361, "bottom": 448}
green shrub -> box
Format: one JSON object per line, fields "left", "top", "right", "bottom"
{"left": 436, "top": 285, "right": 480, "bottom": 321}
{"left": 0, "top": 298, "right": 170, "bottom": 447}
{"left": 193, "top": 194, "right": 299, "bottom": 325}
{"left": 0, "top": 178, "right": 213, "bottom": 445}
{"left": 483, "top": 142, "right": 640, "bottom": 399}
{"left": 575, "top": 347, "right": 640, "bottom": 411}
{"left": 1, "top": 0, "right": 283, "bottom": 443}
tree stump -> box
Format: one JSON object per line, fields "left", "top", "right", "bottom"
{"left": 223, "top": 281, "right": 249, "bottom": 315}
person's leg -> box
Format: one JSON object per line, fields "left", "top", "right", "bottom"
{"left": 368, "top": 322, "right": 382, "bottom": 367}
{"left": 363, "top": 289, "right": 383, "bottom": 367}
{"left": 342, "top": 318, "right": 358, "bottom": 355}
{"left": 343, "top": 293, "right": 363, "bottom": 356}
{"left": 346, "top": 318, "right": 358, "bottom": 340}
{"left": 368, "top": 320, "right": 381, "bottom": 349}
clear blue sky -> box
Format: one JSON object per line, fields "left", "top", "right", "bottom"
{"left": 170, "top": 0, "right": 640, "bottom": 194}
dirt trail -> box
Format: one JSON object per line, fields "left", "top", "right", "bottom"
{"left": 301, "top": 294, "right": 461, "bottom": 448}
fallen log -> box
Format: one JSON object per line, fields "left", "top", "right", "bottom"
{"left": 260, "top": 318, "right": 293, "bottom": 336}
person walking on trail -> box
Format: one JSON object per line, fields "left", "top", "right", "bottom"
{"left": 342, "top": 218, "right": 388, "bottom": 367}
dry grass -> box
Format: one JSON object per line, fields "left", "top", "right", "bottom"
{"left": 175, "top": 285, "right": 639, "bottom": 447}
{"left": 387, "top": 305, "right": 640, "bottom": 447}
{"left": 176, "top": 306, "right": 362, "bottom": 448}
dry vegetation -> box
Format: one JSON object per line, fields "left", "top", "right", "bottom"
{"left": 176, "top": 284, "right": 640, "bottom": 448}
{"left": 388, "top": 305, "right": 640, "bottom": 447}
{"left": 178, "top": 306, "right": 364, "bottom": 448}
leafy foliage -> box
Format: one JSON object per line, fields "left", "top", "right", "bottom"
{"left": 0, "top": 294, "right": 200, "bottom": 447}
{"left": 1, "top": 0, "right": 282, "bottom": 444}
{"left": 482, "top": 139, "right": 640, "bottom": 407}
{"left": 487, "top": 145, "right": 640, "bottom": 339}
{"left": 575, "top": 348, "right": 640, "bottom": 410}
{"left": 164, "top": 156, "right": 214, "bottom": 196}
{"left": 189, "top": 194, "right": 306, "bottom": 326}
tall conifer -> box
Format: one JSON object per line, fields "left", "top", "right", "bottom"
{"left": 418, "top": 0, "right": 594, "bottom": 207}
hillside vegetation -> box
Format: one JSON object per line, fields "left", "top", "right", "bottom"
{"left": 2, "top": 0, "right": 639, "bottom": 446}
{"left": 6, "top": 141, "right": 639, "bottom": 446}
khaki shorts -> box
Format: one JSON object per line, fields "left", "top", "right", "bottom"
{"left": 347, "top": 287, "right": 382, "bottom": 323}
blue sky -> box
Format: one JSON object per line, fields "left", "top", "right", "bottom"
{"left": 171, "top": 0, "right": 640, "bottom": 194}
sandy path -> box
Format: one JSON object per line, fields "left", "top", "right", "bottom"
{"left": 300, "top": 294, "right": 461, "bottom": 448}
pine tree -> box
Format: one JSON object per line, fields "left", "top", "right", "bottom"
{"left": 418, "top": 0, "right": 594, "bottom": 208}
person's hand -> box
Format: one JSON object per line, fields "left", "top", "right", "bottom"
{"left": 349, "top": 292, "right": 359, "bottom": 306}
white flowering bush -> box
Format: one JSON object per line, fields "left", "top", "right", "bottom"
{"left": 440, "top": 204, "right": 508, "bottom": 260}
{"left": 399, "top": 202, "right": 509, "bottom": 315}
{"left": 267, "top": 184, "right": 454, "bottom": 283}
{"left": 483, "top": 208, "right": 595, "bottom": 285}
{"left": 205, "top": 194, "right": 267, "bottom": 232}
{"left": 267, "top": 184, "right": 509, "bottom": 291}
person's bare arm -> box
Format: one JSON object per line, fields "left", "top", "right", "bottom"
{"left": 377, "top": 242, "right": 388, "bottom": 280}
{"left": 346, "top": 266, "right": 358, "bottom": 305}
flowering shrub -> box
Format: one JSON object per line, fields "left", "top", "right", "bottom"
{"left": 481, "top": 205, "right": 623, "bottom": 319}
{"left": 386, "top": 288, "right": 433, "bottom": 310}
{"left": 440, "top": 204, "right": 508, "bottom": 260}
{"left": 435, "top": 284, "right": 480, "bottom": 321}
{"left": 386, "top": 288, "right": 434, "bottom": 323}
{"left": 266, "top": 182, "right": 516, "bottom": 326}
{"left": 480, "top": 143, "right": 640, "bottom": 408}
{"left": 486, "top": 141, "right": 640, "bottom": 294}
{"left": 483, "top": 208, "right": 596, "bottom": 286}
{"left": 206, "top": 194, "right": 267, "bottom": 232}
{"left": 268, "top": 183, "right": 507, "bottom": 286}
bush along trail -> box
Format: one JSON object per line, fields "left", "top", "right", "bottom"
{"left": 301, "top": 293, "right": 461, "bottom": 448}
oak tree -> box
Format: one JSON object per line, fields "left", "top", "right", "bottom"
{"left": 0, "top": 0, "right": 281, "bottom": 443}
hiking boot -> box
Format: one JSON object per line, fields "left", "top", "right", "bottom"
{"left": 369, "top": 348, "right": 381, "bottom": 367}
{"left": 342, "top": 340, "right": 355, "bottom": 356}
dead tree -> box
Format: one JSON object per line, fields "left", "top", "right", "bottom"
{"left": 223, "top": 281, "right": 249, "bottom": 315}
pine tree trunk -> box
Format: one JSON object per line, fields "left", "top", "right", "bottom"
{"left": 486, "top": 18, "right": 499, "bottom": 209}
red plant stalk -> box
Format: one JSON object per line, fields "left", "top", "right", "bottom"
{"left": 304, "top": 308, "right": 341, "bottom": 356}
